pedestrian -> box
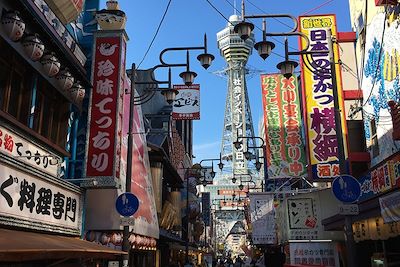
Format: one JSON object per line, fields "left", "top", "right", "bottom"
{"left": 264, "top": 246, "right": 285, "bottom": 267}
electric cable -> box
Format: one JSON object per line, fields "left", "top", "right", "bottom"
{"left": 137, "top": 0, "right": 172, "bottom": 69}
{"left": 205, "top": 0, "right": 286, "bottom": 59}
{"left": 301, "top": 0, "right": 334, "bottom": 16}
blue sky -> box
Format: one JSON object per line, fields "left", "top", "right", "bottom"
{"left": 102, "top": 0, "right": 352, "bottom": 162}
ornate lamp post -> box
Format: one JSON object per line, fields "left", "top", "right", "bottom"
{"left": 123, "top": 39, "right": 214, "bottom": 267}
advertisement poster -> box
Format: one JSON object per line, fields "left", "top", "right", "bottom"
{"left": 287, "top": 198, "right": 320, "bottom": 240}
{"left": 289, "top": 242, "right": 340, "bottom": 267}
{"left": 261, "top": 74, "right": 307, "bottom": 179}
{"left": 120, "top": 76, "right": 159, "bottom": 238}
{"left": 249, "top": 193, "right": 277, "bottom": 244}
{"left": 299, "top": 15, "right": 348, "bottom": 180}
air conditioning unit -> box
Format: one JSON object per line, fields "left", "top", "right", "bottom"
{"left": 375, "top": 0, "right": 398, "bottom": 6}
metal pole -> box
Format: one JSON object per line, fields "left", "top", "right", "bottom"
{"left": 205, "top": 220, "right": 207, "bottom": 249}
{"left": 328, "top": 29, "right": 357, "bottom": 267}
{"left": 185, "top": 171, "right": 190, "bottom": 265}
{"left": 122, "top": 62, "right": 136, "bottom": 267}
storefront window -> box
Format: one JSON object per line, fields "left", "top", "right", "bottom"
{"left": 0, "top": 37, "right": 31, "bottom": 125}
{"left": 0, "top": 37, "right": 69, "bottom": 148}
{"left": 33, "top": 76, "right": 69, "bottom": 148}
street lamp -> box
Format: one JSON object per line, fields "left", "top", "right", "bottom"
{"left": 234, "top": 1, "right": 355, "bottom": 266}
{"left": 123, "top": 39, "right": 214, "bottom": 267}
{"left": 233, "top": 135, "right": 265, "bottom": 172}
{"left": 197, "top": 153, "right": 225, "bottom": 179}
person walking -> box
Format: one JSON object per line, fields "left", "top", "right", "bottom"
{"left": 264, "top": 246, "right": 285, "bottom": 267}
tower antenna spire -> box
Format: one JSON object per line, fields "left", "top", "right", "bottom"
{"left": 233, "top": 0, "right": 237, "bottom": 15}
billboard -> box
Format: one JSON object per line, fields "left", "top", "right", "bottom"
{"left": 361, "top": 11, "right": 400, "bottom": 167}
{"left": 261, "top": 74, "right": 307, "bottom": 178}
{"left": 172, "top": 84, "right": 200, "bottom": 120}
{"left": 299, "top": 15, "right": 348, "bottom": 180}
{"left": 120, "top": 76, "right": 159, "bottom": 238}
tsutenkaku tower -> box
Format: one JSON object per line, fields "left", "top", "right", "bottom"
{"left": 217, "top": 14, "right": 259, "bottom": 177}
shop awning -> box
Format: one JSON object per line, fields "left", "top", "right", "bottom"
{"left": 0, "top": 229, "right": 127, "bottom": 262}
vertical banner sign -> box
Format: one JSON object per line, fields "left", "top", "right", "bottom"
{"left": 202, "top": 192, "right": 211, "bottom": 226}
{"left": 121, "top": 77, "right": 159, "bottom": 238}
{"left": 86, "top": 36, "right": 122, "bottom": 177}
{"left": 172, "top": 84, "right": 200, "bottom": 120}
{"left": 261, "top": 74, "right": 307, "bottom": 178}
{"left": 232, "top": 68, "right": 246, "bottom": 175}
{"left": 299, "top": 15, "right": 348, "bottom": 180}
{"left": 249, "top": 193, "right": 277, "bottom": 245}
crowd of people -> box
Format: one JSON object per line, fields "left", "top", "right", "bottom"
{"left": 212, "top": 246, "right": 286, "bottom": 267}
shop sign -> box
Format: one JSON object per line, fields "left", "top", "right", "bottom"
{"left": 299, "top": 15, "right": 348, "bottom": 180}
{"left": 172, "top": 84, "right": 200, "bottom": 120}
{"left": 249, "top": 193, "right": 277, "bottom": 244}
{"left": 219, "top": 200, "right": 245, "bottom": 208}
{"left": 353, "top": 217, "right": 400, "bottom": 242}
{"left": 287, "top": 198, "right": 320, "bottom": 240}
{"left": 261, "top": 74, "right": 307, "bottom": 178}
{"left": 358, "top": 154, "right": 400, "bottom": 202}
{"left": 379, "top": 191, "right": 400, "bottom": 223}
{"left": 0, "top": 164, "right": 81, "bottom": 231}
{"left": 289, "top": 242, "right": 340, "bottom": 267}
{"left": 0, "top": 126, "right": 59, "bottom": 177}
{"left": 217, "top": 189, "right": 247, "bottom": 196}
{"left": 391, "top": 159, "right": 400, "bottom": 187}
{"left": 30, "top": 0, "right": 86, "bottom": 66}
{"left": 86, "top": 36, "right": 122, "bottom": 178}
{"left": 202, "top": 192, "right": 211, "bottom": 226}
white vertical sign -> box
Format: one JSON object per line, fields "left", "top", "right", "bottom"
{"left": 249, "top": 193, "right": 276, "bottom": 244}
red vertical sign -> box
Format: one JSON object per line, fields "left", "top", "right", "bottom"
{"left": 86, "top": 37, "right": 121, "bottom": 177}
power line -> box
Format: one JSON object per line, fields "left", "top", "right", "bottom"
{"left": 220, "top": 0, "right": 293, "bottom": 58}
{"left": 137, "top": 0, "right": 172, "bottom": 69}
{"left": 301, "top": 0, "right": 334, "bottom": 15}
{"left": 245, "top": 0, "right": 293, "bottom": 30}
{"left": 204, "top": 0, "right": 233, "bottom": 25}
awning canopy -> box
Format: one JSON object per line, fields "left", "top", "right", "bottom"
{"left": 0, "top": 229, "right": 127, "bottom": 262}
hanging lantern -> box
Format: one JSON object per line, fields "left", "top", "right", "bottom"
{"left": 56, "top": 68, "right": 74, "bottom": 91}
{"left": 21, "top": 34, "right": 45, "bottom": 61}
{"left": 40, "top": 52, "right": 61, "bottom": 77}
{"left": 85, "top": 230, "right": 96, "bottom": 242}
{"left": 69, "top": 81, "right": 85, "bottom": 105}
{"left": 1, "top": 10, "right": 25, "bottom": 41}
{"left": 128, "top": 234, "right": 136, "bottom": 244}
{"left": 100, "top": 233, "right": 110, "bottom": 245}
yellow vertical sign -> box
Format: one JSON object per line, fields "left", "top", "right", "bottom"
{"left": 299, "top": 15, "right": 348, "bottom": 180}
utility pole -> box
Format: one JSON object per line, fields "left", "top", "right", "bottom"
{"left": 328, "top": 29, "right": 357, "bottom": 267}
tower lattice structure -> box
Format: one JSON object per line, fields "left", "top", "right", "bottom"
{"left": 206, "top": 15, "right": 263, "bottom": 258}
{"left": 216, "top": 14, "right": 259, "bottom": 181}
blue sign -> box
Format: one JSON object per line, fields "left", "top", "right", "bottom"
{"left": 332, "top": 175, "right": 361, "bottom": 203}
{"left": 115, "top": 193, "right": 139, "bottom": 217}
